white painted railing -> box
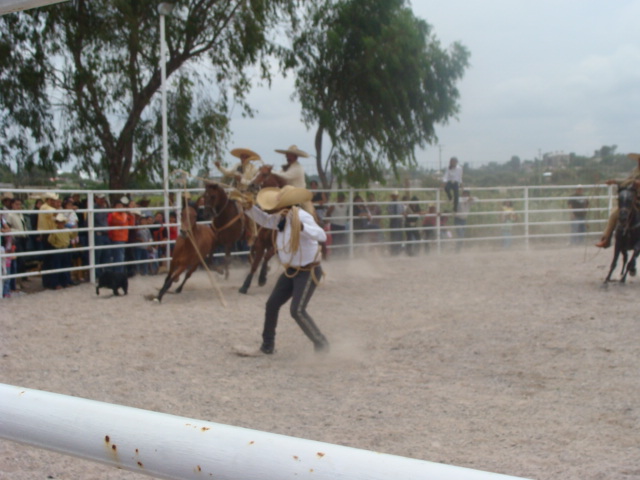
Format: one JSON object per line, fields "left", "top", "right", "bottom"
{"left": 0, "top": 184, "right": 613, "bottom": 290}
{"left": 0, "top": 383, "right": 530, "bottom": 480}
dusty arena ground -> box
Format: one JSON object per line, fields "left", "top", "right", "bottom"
{"left": 1, "top": 245, "right": 639, "bottom": 480}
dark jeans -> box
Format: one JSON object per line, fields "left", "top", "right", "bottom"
{"left": 263, "top": 265, "right": 328, "bottom": 349}
{"left": 454, "top": 217, "right": 467, "bottom": 252}
{"left": 94, "top": 234, "right": 111, "bottom": 276}
{"left": 445, "top": 181, "right": 460, "bottom": 212}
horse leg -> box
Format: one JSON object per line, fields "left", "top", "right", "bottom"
{"left": 224, "top": 246, "right": 231, "bottom": 280}
{"left": 176, "top": 264, "right": 198, "bottom": 293}
{"left": 239, "top": 272, "right": 254, "bottom": 294}
{"left": 258, "top": 247, "right": 275, "bottom": 286}
{"left": 619, "top": 250, "right": 629, "bottom": 282}
{"left": 604, "top": 248, "right": 620, "bottom": 283}
{"left": 157, "top": 269, "right": 179, "bottom": 302}
{"left": 239, "top": 244, "right": 261, "bottom": 294}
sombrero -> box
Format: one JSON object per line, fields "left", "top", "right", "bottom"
{"left": 627, "top": 153, "right": 640, "bottom": 161}
{"left": 274, "top": 145, "right": 310, "bottom": 158}
{"left": 256, "top": 185, "right": 312, "bottom": 211}
{"left": 43, "top": 191, "right": 59, "bottom": 200}
{"left": 231, "top": 148, "right": 261, "bottom": 161}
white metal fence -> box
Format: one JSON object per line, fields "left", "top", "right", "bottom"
{"left": 0, "top": 184, "right": 612, "bottom": 291}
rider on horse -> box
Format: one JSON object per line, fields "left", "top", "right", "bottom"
{"left": 214, "top": 148, "right": 261, "bottom": 191}
{"left": 595, "top": 152, "right": 640, "bottom": 249}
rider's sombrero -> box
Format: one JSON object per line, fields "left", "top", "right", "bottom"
{"left": 256, "top": 185, "right": 312, "bottom": 211}
{"left": 231, "top": 148, "right": 261, "bottom": 161}
{"left": 627, "top": 153, "right": 640, "bottom": 161}
{"left": 274, "top": 145, "right": 310, "bottom": 158}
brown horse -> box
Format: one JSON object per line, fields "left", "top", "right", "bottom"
{"left": 203, "top": 182, "right": 251, "bottom": 279}
{"left": 238, "top": 167, "right": 287, "bottom": 294}
{"left": 156, "top": 206, "right": 216, "bottom": 302}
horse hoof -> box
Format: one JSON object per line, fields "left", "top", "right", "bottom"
{"left": 238, "top": 287, "right": 248, "bottom": 294}
{"left": 153, "top": 297, "right": 160, "bottom": 303}
{"left": 258, "top": 278, "right": 267, "bottom": 286}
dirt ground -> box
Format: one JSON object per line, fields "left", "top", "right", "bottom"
{"left": 1, "top": 245, "right": 639, "bottom": 480}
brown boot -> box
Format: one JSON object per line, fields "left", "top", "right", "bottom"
{"left": 595, "top": 237, "right": 611, "bottom": 248}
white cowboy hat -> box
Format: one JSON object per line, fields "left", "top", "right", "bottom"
{"left": 1, "top": 192, "right": 14, "bottom": 200}
{"left": 43, "top": 191, "right": 59, "bottom": 200}
{"left": 120, "top": 196, "right": 130, "bottom": 205}
{"left": 256, "top": 185, "right": 312, "bottom": 211}
{"left": 627, "top": 153, "right": 640, "bottom": 161}
{"left": 54, "top": 213, "right": 67, "bottom": 222}
{"left": 231, "top": 148, "right": 261, "bottom": 161}
{"left": 274, "top": 145, "right": 310, "bottom": 158}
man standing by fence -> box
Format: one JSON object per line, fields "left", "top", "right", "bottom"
{"left": 568, "top": 185, "right": 589, "bottom": 245}
{"left": 93, "top": 193, "right": 111, "bottom": 275}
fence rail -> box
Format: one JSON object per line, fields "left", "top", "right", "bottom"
{"left": 0, "top": 383, "right": 530, "bottom": 480}
{"left": 0, "top": 184, "right": 612, "bottom": 290}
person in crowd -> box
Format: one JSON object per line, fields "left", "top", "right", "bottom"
{"left": 29, "top": 197, "right": 44, "bottom": 255}
{"left": 442, "top": 156, "right": 463, "bottom": 212}
{"left": 501, "top": 200, "right": 518, "bottom": 248}
{"left": 325, "top": 192, "right": 349, "bottom": 255}
{"left": 38, "top": 192, "right": 60, "bottom": 289}
{"left": 107, "top": 197, "right": 130, "bottom": 273}
{"left": 568, "top": 185, "right": 589, "bottom": 245}
{"left": 47, "top": 213, "right": 76, "bottom": 289}
{"left": 353, "top": 194, "right": 372, "bottom": 246}
{"left": 422, "top": 205, "right": 438, "bottom": 254}
{"left": 152, "top": 211, "right": 168, "bottom": 261}
{"left": 4, "top": 197, "right": 29, "bottom": 291}
{"left": 134, "top": 211, "right": 153, "bottom": 275}
{"left": 0, "top": 212, "right": 14, "bottom": 297}
{"left": 594, "top": 153, "right": 640, "bottom": 248}
{"left": 310, "top": 180, "right": 327, "bottom": 222}
{"left": 387, "top": 190, "right": 404, "bottom": 255}
{"left": 1, "top": 192, "right": 13, "bottom": 210}
{"left": 454, "top": 190, "right": 478, "bottom": 252}
{"left": 362, "top": 192, "right": 383, "bottom": 248}
{"left": 244, "top": 185, "right": 329, "bottom": 355}
{"left": 214, "top": 148, "right": 261, "bottom": 190}
{"left": 62, "top": 197, "right": 83, "bottom": 282}
{"left": 93, "top": 193, "right": 111, "bottom": 276}
{"left": 403, "top": 196, "right": 421, "bottom": 256}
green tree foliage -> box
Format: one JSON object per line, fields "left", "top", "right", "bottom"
{"left": 289, "top": 0, "right": 469, "bottom": 188}
{"left": 0, "top": 0, "right": 300, "bottom": 189}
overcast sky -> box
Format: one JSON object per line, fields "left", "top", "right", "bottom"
{"left": 228, "top": 0, "right": 640, "bottom": 174}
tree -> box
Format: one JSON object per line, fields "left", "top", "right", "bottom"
{"left": 0, "top": 0, "right": 301, "bottom": 190}
{"left": 289, "top": 0, "right": 469, "bottom": 188}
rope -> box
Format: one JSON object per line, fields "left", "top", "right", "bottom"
{"left": 174, "top": 171, "right": 227, "bottom": 307}
{"left": 275, "top": 206, "right": 324, "bottom": 286}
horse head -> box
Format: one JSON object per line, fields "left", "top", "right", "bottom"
{"left": 203, "top": 182, "right": 229, "bottom": 216}
{"left": 249, "top": 165, "right": 285, "bottom": 193}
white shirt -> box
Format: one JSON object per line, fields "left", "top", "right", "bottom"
{"left": 246, "top": 205, "right": 326, "bottom": 267}
{"left": 274, "top": 161, "right": 305, "bottom": 188}
{"left": 456, "top": 196, "right": 477, "bottom": 220}
{"left": 442, "top": 165, "right": 463, "bottom": 183}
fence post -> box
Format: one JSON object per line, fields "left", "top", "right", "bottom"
{"left": 523, "top": 187, "right": 529, "bottom": 250}
{"left": 87, "top": 192, "right": 96, "bottom": 283}
{"left": 436, "top": 189, "right": 442, "bottom": 254}
{"left": 347, "top": 188, "right": 354, "bottom": 259}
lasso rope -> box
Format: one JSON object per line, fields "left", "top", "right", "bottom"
{"left": 275, "top": 206, "right": 323, "bottom": 285}
{"left": 173, "top": 170, "right": 228, "bottom": 307}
